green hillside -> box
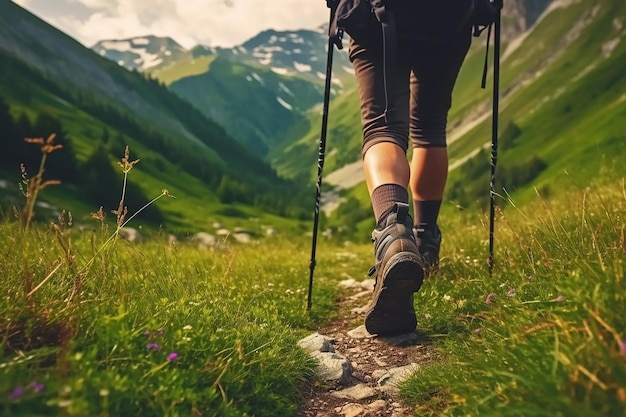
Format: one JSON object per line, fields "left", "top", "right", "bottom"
{"left": 150, "top": 55, "right": 217, "bottom": 85}
{"left": 0, "top": 0, "right": 311, "bottom": 234}
{"left": 169, "top": 57, "right": 324, "bottom": 156}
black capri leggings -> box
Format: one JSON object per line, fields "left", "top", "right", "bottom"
{"left": 349, "top": 21, "right": 472, "bottom": 157}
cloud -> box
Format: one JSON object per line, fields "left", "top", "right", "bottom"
{"left": 14, "top": 0, "right": 330, "bottom": 48}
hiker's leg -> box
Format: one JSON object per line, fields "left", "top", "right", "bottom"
{"left": 350, "top": 26, "right": 423, "bottom": 336}
{"left": 350, "top": 32, "right": 411, "bottom": 223}
{"left": 408, "top": 30, "right": 472, "bottom": 229}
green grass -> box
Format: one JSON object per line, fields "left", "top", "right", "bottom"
{"left": 2, "top": 159, "right": 624, "bottom": 416}
{"left": 150, "top": 56, "right": 217, "bottom": 86}
{"left": 0, "top": 221, "right": 345, "bottom": 416}
{"left": 403, "top": 177, "right": 626, "bottom": 416}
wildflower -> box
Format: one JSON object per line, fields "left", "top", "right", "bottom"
{"left": 443, "top": 294, "right": 451, "bottom": 301}
{"left": 527, "top": 275, "right": 534, "bottom": 281}
{"left": 285, "top": 289, "right": 295, "bottom": 296}
{"left": 25, "top": 133, "right": 63, "bottom": 154}
{"left": 555, "top": 295, "right": 565, "bottom": 302}
{"left": 485, "top": 293, "right": 495, "bottom": 304}
{"left": 144, "top": 330, "right": 151, "bottom": 337}
{"left": 167, "top": 352, "right": 179, "bottom": 361}
{"left": 619, "top": 341, "right": 626, "bottom": 352}
{"left": 8, "top": 386, "right": 24, "bottom": 401}
{"left": 474, "top": 328, "right": 482, "bottom": 333}
{"left": 147, "top": 343, "right": 160, "bottom": 351}
{"left": 29, "top": 382, "right": 45, "bottom": 393}
{"left": 506, "top": 289, "right": 516, "bottom": 297}
{"left": 117, "top": 146, "right": 140, "bottom": 173}
{"left": 157, "top": 328, "right": 164, "bottom": 335}
{"left": 183, "top": 325, "right": 193, "bottom": 330}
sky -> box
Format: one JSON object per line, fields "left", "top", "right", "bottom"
{"left": 12, "top": 0, "right": 331, "bottom": 49}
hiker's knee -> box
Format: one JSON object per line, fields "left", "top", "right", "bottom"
{"left": 362, "top": 129, "right": 409, "bottom": 159}
{"left": 410, "top": 114, "right": 448, "bottom": 147}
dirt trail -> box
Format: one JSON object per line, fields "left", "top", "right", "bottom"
{"left": 297, "top": 280, "right": 438, "bottom": 417}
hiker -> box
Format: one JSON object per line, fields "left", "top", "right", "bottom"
{"left": 342, "top": 1, "right": 476, "bottom": 335}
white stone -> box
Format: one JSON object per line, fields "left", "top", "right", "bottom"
{"left": 331, "top": 384, "right": 376, "bottom": 401}
{"left": 377, "top": 363, "right": 420, "bottom": 395}
{"left": 118, "top": 227, "right": 141, "bottom": 242}
{"left": 191, "top": 232, "right": 216, "bottom": 248}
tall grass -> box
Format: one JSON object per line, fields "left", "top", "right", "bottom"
{"left": 403, "top": 179, "right": 626, "bottom": 416}
{"left": 0, "top": 221, "right": 344, "bottom": 416}
{"left": 1, "top": 138, "right": 624, "bottom": 415}
{"left": 0, "top": 142, "right": 339, "bottom": 416}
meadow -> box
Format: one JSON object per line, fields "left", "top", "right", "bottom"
{"left": 1, "top": 142, "right": 624, "bottom": 416}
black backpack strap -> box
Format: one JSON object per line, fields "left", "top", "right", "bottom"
{"left": 472, "top": 0, "right": 502, "bottom": 88}
{"left": 328, "top": 0, "right": 397, "bottom": 121}
{"left": 370, "top": 0, "right": 396, "bottom": 122}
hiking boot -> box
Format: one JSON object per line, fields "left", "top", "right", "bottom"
{"left": 414, "top": 224, "right": 442, "bottom": 276}
{"left": 365, "top": 202, "right": 424, "bottom": 336}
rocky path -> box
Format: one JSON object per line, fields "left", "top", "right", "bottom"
{"left": 297, "top": 279, "right": 437, "bottom": 417}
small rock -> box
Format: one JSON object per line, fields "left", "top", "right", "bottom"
{"left": 191, "top": 232, "right": 216, "bottom": 248}
{"left": 338, "top": 403, "right": 366, "bottom": 417}
{"left": 118, "top": 227, "right": 141, "bottom": 242}
{"left": 372, "top": 369, "right": 387, "bottom": 380}
{"left": 298, "top": 333, "right": 332, "bottom": 353}
{"left": 233, "top": 232, "right": 251, "bottom": 243}
{"left": 347, "top": 325, "right": 373, "bottom": 340}
{"left": 320, "top": 339, "right": 335, "bottom": 353}
{"left": 367, "top": 399, "right": 388, "bottom": 413}
{"left": 338, "top": 278, "right": 357, "bottom": 288}
{"left": 332, "top": 384, "right": 376, "bottom": 401}
{"left": 359, "top": 279, "right": 375, "bottom": 290}
{"left": 377, "top": 363, "right": 420, "bottom": 395}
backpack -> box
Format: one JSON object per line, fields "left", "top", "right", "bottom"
{"left": 329, "top": 0, "right": 499, "bottom": 50}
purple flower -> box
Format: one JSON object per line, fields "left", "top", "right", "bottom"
{"left": 507, "top": 289, "right": 516, "bottom": 297}
{"left": 29, "top": 382, "right": 45, "bottom": 393}
{"left": 144, "top": 330, "right": 151, "bottom": 337}
{"left": 167, "top": 352, "right": 179, "bottom": 361}
{"left": 157, "top": 328, "right": 164, "bottom": 335}
{"left": 485, "top": 293, "right": 495, "bottom": 304}
{"left": 147, "top": 343, "right": 160, "bottom": 351}
{"left": 555, "top": 295, "right": 565, "bottom": 302}
{"left": 618, "top": 341, "right": 626, "bottom": 352}
{"left": 8, "top": 386, "right": 24, "bottom": 401}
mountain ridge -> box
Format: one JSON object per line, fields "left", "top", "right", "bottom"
{"left": 0, "top": 0, "right": 312, "bottom": 232}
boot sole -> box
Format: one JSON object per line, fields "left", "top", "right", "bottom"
{"left": 364, "top": 252, "right": 424, "bottom": 336}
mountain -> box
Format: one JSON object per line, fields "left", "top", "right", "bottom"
{"left": 0, "top": 0, "right": 312, "bottom": 232}
{"left": 92, "top": 36, "right": 188, "bottom": 72}
{"left": 89, "top": 1, "right": 553, "bottom": 165}
{"left": 93, "top": 28, "right": 353, "bottom": 158}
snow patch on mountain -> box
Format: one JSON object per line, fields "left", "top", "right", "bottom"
{"left": 92, "top": 36, "right": 187, "bottom": 71}
{"left": 251, "top": 72, "right": 265, "bottom": 86}
{"left": 276, "top": 97, "right": 293, "bottom": 110}
{"left": 271, "top": 67, "right": 289, "bottom": 75}
{"left": 294, "top": 62, "right": 312, "bottom": 72}
{"left": 278, "top": 83, "right": 294, "bottom": 97}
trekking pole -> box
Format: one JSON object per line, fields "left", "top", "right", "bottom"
{"left": 308, "top": 0, "right": 339, "bottom": 311}
{"left": 488, "top": 0, "right": 503, "bottom": 274}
